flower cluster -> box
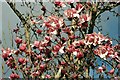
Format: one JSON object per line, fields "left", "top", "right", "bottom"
{"left": 1, "top": 1, "right": 120, "bottom": 79}
{"left": 43, "top": 15, "right": 64, "bottom": 35}
{"left": 84, "top": 32, "right": 112, "bottom": 46}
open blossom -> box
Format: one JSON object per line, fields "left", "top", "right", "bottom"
{"left": 2, "top": 48, "right": 14, "bottom": 59}
{"left": 76, "top": 3, "right": 83, "bottom": 10}
{"left": 72, "top": 40, "right": 85, "bottom": 47}
{"left": 79, "top": 14, "right": 91, "bottom": 23}
{"left": 54, "top": 0, "right": 66, "bottom": 7}
{"left": 64, "top": 8, "right": 77, "bottom": 18}
{"left": 34, "top": 41, "right": 40, "bottom": 48}
{"left": 77, "top": 13, "right": 91, "bottom": 29}
{"left": 45, "top": 15, "right": 64, "bottom": 28}
{"left": 67, "top": 45, "right": 75, "bottom": 53}
{"left": 43, "top": 15, "right": 63, "bottom": 35}
{"left": 98, "top": 67, "right": 103, "bottom": 73}
{"left": 53, "top": 44, "right": 61, "bottom": 54}
{"left": 31, "top": 71, "right": 40, "bottom": 77}
{"left": 45, "top": 36, "right": 51, "bottom": 41}
{"left": 2, "top": 52, "right": 9, "bottom": 59}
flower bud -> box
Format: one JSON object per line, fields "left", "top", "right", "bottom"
{"left": 40, "top": 64, "right": 45, "bottom": 71}
{"left": 15, "top": 37, "right": 22, "bottom": 44}
{"left": 36, "top": 29, "right": 42, "bottom": 34}
{"left": 18, "top": 58, "right": 25, "bottom": 64}
{"left": 77, "top": 52, "right": 83, "bottom": 59}
{"left": 109, "top": 69, "right": 114, "bottom": 74}
{"left": 19, "top": 44, "right": 26, "bottom": 51}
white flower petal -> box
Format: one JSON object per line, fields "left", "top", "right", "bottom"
{"left": 59, "top": 46, "right": 64, "bottom": 54}
{"left": 73, "top": 51, "right": 77, "bottom": 56}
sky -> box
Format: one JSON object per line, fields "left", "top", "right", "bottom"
{"left": 0, "top": 1, "right": 2, "bottom": 78}
{"left": 0, "top": 1, "right": 119, "bottom": 78}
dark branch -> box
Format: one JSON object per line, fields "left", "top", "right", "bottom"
{"left": 6, "top": 1, "right": 27, "bottom": 25}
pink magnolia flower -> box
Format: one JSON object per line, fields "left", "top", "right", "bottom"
{"left": 47, "top": 15, "right": 64, "bottom": 28}
{"left": 2, "top": 52, "right": 8, "bottom": 59}
{"left": 45, "top": 36, "right": 51, "bottom": 41}
{"left": 59, "top": 46, "right": 65, "bottom": 54}
{"left": 72, "top": 40, "right": 85, "bottom": 47}
{"left": 53, "top": 44, "right": 61, "bottom": 54}
{"left": 38, "top": 46, "right": 44, "bottom": 51}
{"left": 76, "top": 3, "right": 83, "bottom": 10}
{"left": 6, "top": 60, "right": 12, "bottom": 68}
{"left": 60, "top": 61, "right": 66, "bottom": 65}
{"left": 44, "top": 16, "right": 64, "bottom": 35}
{"left": 69, "top": 34, "right": 75, "bottom": 39}
{"left": 67, "top": 45, "right": 75, "bottom": 53}
{"left": 94, "top": 45, "right": 107, "bottom": 59}
{"left": 76, "top": 51, "right": 83, "bottom": 59}
{"left": 79, "top": 40, "right": 85, "bottom": 46}
{"left": 14, "top": 50, "right": 20, "bottom": 55}
{"left": 36, "top": 29, "right": 42, "bottom": 34}
{"left": 31, "top": 71, "right": 40, "bottom": 77}
{"left": 79, "top": 14, "right": 91, "bottom": 24}
{"left": 2, "top": 48, "right": 13, "bottom": 59}
{"left": 40, "top": 64, "right": 45, "bottom": 71}
{"left": 94, "top": 43, "right": 115, "bottom": 60}
{"left": 10, "top": 73, "right": 20, "bottom": 79}
{"left": 54, "top": 0, "right": 66, "bottom": 7}
{"left": 98, "top": 67, "right": 103, "bottom": 73}
{"left": 62, "top": 27, "right": 71, "bottom": 34}
{"left": 19, "top": 43, "right": 27, "bottom": 51}
{"left": 15, "top": 37, "right": 22, "bottom": 44}
{"left": 64, "top": 8, "right": 77, "bottom": 18}
{"left": 34, "top": 41, "right": 40, "bottom": 48}
{"left": 37, "top": 54, "right": 42, "bottom": 60}
{"left": 108, "top": 69, "right": 114, "bottom": 74}
{"left": 45, "top": 74, "right": 51, "bottom": 79}
{"left": 85, "top": 32, "right": 111, "bottom": 46}
{"left": 18, "top": 58, "right": 25, "bottom": 64}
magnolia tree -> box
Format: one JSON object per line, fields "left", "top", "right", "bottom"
{"left": 1, "top": 0, "right": 120, "bottom": 79}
